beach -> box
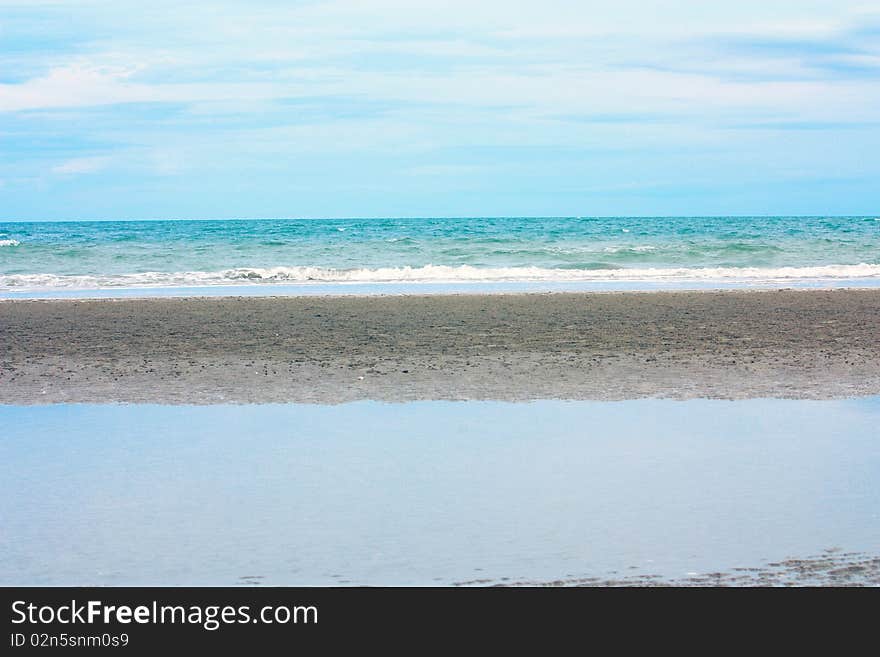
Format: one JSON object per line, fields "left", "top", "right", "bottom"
{"left": 2, "top": 288, "right": 878, "bottom": 404}
{"left": 5, "top": 0, "right": 880, "bottom": 606}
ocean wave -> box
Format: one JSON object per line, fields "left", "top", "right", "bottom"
{"left": 0, "top": 239, "right": 20, "bottom": 247}
{"left": 602, "top": 245, "right": 656, "bottom": 253}
{"left": 2, "top": 263, "right": 880, "bottom": 290}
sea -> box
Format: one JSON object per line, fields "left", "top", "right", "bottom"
{"left": 1, "top": 216, "right": 879, "bottom": 296}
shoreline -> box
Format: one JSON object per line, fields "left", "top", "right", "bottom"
{"left": 4, "top": 278, "right": 880, "bottom": 300}
{"left": 456, "top": 549, "right": 880, "bottom": 587}
{"left": 2, "top": 288, "right": 879, "bottom": 404}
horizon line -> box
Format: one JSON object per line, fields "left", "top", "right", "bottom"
{"left": 2, "top": 214, "right": 878, "bottom": 223}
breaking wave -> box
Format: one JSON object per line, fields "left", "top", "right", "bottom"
{"left": 2, "top": 263, "right": 880, "bottom": 291}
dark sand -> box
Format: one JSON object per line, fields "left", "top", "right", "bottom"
{"left": 2, "top": 289, "right": 879, "bottom": 404}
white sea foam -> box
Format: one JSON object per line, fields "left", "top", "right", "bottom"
{"left": 602, "top": 245, "right": 656, "bottom": 253}
{"left": 0, "top": 239, "right": 20, "bottom": 247}
{"left": 3, "top": 263, "right": 880, "bottom": 291}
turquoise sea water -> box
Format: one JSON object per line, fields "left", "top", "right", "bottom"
{"left": 1, "top": 216, "right": 879, "bottom": 293}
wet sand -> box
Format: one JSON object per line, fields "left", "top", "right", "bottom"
{"left": 1, "top": 289, "right": 879, "bottom": 404}
{"left": 455, "top": 549, "right": 880, "bottom": 587}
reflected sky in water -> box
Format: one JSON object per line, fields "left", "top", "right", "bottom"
{"left": 2, "top": 398, "right": 879, "bottom": 585}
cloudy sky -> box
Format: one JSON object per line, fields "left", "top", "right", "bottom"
{"left": 1, "top": 0, "right": 879, "bottom": 219}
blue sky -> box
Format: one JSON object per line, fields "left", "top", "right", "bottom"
{"left": 1, "top": 0, "right": 879, "bottom": 219}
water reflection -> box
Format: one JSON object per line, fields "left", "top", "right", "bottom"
{"left": 1, "top": 398, "right": 878, "bottom": 585}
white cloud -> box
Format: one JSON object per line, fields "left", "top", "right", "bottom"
{"left": 0, "top": 60, "right": 339, "bottom": 113}
{"left": 0, "top": 1, "right": 875, "bottom": 128}
{"left": 51, "top": 155, "right": 110, "bottom": 175}
{"left": 0, "top": 65, "right": 139, "bottom": 112}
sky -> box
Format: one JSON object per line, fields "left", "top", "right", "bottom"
{"left": 1, "top": 0, "right": 879, "bottom": 219}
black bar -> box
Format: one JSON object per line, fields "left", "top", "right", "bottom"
{"left": 1, "top": 586, "right": 871, "bottom": 653}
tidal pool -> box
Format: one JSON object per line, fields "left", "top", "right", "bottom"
{"left": 1, "top": 399, "right": 878, "bottom": 585}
